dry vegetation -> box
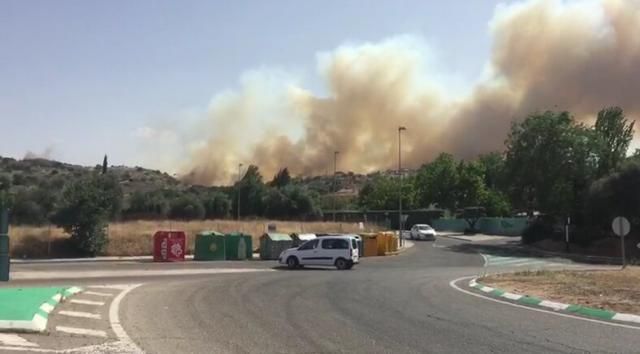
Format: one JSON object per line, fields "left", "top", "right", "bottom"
{"left": 10, "top": 220, "right": 381, "bottom": 258}
{"left": 482, "top": 268, "right": 640, "bottom": 314}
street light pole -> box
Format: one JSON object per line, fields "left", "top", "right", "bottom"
{"left": 237, "top": 163, "right": 243, "bottom": 220}
{"left": 398, "top": 126, "right": 406, "bottom": 247}
{"left": 333, "top": 151, "right": 339, "bottom": 222}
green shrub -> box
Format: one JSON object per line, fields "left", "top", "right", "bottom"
{"left": 521, "top": 220, "right": 554, "bottom": 245}
{"left": 52, "top": 173, "right": 122, "bottom": 256}
{"left": 169, "top": 194, "right": 205, "bottom": 220}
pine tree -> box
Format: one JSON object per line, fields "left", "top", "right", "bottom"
{"left": 102, "top": 155, "right": 108, "bottom": 174}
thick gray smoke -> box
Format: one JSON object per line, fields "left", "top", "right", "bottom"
{"left": 178, "top": 0, "right": 640, "bottom": 185}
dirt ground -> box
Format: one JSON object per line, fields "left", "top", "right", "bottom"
{"left": 482, "top": 267, "right": 640, "bottom": 314}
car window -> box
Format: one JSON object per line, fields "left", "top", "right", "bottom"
{"left": 322, "top": 239, "right": 348, "bottom": 249}
{"left": 298, "top": 239, "right": 318, "bottom": 250}
{"left": 351, "top": 239, "right": 357, "bottom": 250}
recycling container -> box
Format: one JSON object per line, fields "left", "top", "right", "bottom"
{"left": 364, "top": 236, "right": 378, "bottom": 257}
{"left": 260, "top": 233, "right": 293, "bottom": 260}
{"left": 242, "top": 234, "right": 254, "bottom": 259}
{"left": 291, "top": 233, "right": 317, "bottom": 247}
{"left": 194, "top": 231, "right": 226, "bottom": 261}
{"left": 225, "top": 233, "right": 248, "bottom": 260}
{"left": 0, "top": 209, "right": 8, "bottom": 281}
{"left": 360, "top": 233, "right": 378, "bottom": 257}
{"left": 376, "top": 232, "right": 390, "bottom": 256}
{"left": 153, "top": 231, "right": 186, "bottom": 262}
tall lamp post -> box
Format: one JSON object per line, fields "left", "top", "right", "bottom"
{"left": 333, "top": 151, "right": 339, "bottom": 222}
{"left": 237, "top": 163, "right": 243, "bottom": 220}
{"left": 398, "top": 126, "right": 406, "bottom": 247}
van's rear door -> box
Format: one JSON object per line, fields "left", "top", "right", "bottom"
{"left": 351, "top": 237, "right": 359, "bottom": 263}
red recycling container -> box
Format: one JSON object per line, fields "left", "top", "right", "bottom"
{"left": 153, "top": 231, "right": 186, "bottom": 262}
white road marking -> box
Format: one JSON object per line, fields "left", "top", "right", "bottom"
{"left": 0, "top": 334, "right": 39, "bottom": 347}
{"left": 58, "top": 311, "right": 102, "bottom": 319}
{"left": 514, "top": 261, "right": 549, "bottom": 267}
{"left": 70, "top": 299, "right": 105, "bottom": 306}
{"left": 14, "top": 268, "right": 275, "bottom": 280}
{"left": 83, "top": 291, "right": 113, "bottom": 297}
{"left": 109, "top": 284, "right": 144, "bottom": 353}
{"left": 449, "top": 276, "right": 640, "bottom": 330}
{"left": 88, "top": 284, "right": 136, "bottom": 291}
{"left": 55, "top": 326, "right": 108, "bottom": 338}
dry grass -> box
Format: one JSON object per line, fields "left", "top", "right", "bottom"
{"left": 10, "top": 220, "right": 381, "bottom": 258}
{"left": 482, "top": 267, "right": 640, "bottom": 314}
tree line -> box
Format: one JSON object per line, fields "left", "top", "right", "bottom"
{"left": 1, "top": 106, "right": 637, "bottom": 254}
{"left": 358, "top": 106, "right": 638, "bottom": 244}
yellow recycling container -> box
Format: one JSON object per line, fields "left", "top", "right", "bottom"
{"left": 359, "top": 233, "right": 379, "bottom": 257}
{"left": 376, "top": 232, "right": 390, "bottom": 256}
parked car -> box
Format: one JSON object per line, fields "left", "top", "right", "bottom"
{"left": 410, "top": 224, "right": 436, "bottom": 240}
{"left": 278, "top": 235, "right": 359, "bottom": 270}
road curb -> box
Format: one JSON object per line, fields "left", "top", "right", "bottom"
{"left": 0, "top": 286, "right": 83, "bottom": 333}
{"left": 385, "top": 240, "right": 415, "bottom": 256}
{"left": 468, "top": 278, "right": 640, "bottom": 324}
{"left": 11, "top": 255, "right": 195, "bottom": 264}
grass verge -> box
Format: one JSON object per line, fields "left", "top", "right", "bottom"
{"left": 481, "top": 267, "right": 640, "bottom": 314}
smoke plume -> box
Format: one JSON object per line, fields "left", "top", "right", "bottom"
{"left": 178, "top": 0, "right": 640, "bottom": 185}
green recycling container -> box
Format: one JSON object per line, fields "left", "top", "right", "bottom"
{"left": 241, "top": 234, "right": 253, "bottom": 259}
{"left": 0, "top": 209, "right": 9, "bottom": 281}
{"left": 225, "top": 233, "right": 248, "bottom": 260}
{"left": 259, "top": 233, "right": 293, "bottom": 260}
{"left": 194, "top": 231, "right": 226, "bottom": 261}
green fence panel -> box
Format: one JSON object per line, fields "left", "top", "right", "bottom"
{"left": 478, "top": 217, "right": 528, "bottom": 236}
{"left": 432, "top": 219, "right": 468, "bottom": 232}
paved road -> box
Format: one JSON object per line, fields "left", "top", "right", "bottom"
{"left": 118, "top": 238, "right": 639, "bottom": 354}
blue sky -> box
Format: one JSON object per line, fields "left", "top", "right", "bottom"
{"left": 0, "top": 0, "right": 503, "bottom": 167}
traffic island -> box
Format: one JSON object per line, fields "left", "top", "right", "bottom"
{"left": 470, "top": 268, "right": 640, "bottom": 325}
{"left": 0, "top": 286, "right": 82, "bottom": 332}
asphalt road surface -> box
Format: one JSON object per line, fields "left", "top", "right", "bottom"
{"left": 117, "top": 238, "right": 639, "bottom": 354}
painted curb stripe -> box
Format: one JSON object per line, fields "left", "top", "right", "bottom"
{"left": 502, "top": 292, "right": 523, "bottom": 301}
{"left": 519, "top": 296, "right": 543, "bottom": 306}
{"left": 0, "top": 286, "right": 83, "bottom": 333}
{"left": 469, "top": 278, "right": 639, "bottom": 325}
{"left": 539, "top": 300, "right": 570, "bottom": 311}
{"left": 612, "top": 313, "right": 640, "bottom": 323}
{"left": 39, "top": 303, "right": 54, "bottom": 314}
{"left": 567, "top": 305, "right": 615, "bottom": 320}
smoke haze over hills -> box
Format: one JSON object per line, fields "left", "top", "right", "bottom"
{"left": 175, "top": 0, "right": 640, "bottom": 185}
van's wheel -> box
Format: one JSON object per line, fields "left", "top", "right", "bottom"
{"left": 335, "top": 258, "right": 348, "bottom": 270}
{"left": 287, "top": 256, "right": 299, "bottom": 269}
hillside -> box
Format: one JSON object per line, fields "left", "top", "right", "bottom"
{"left": 0, "top": 156, "right": 187, "bottom": 196}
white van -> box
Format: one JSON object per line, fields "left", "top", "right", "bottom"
{"left": 278, "top": 235, "right": 359, "bottom": 270}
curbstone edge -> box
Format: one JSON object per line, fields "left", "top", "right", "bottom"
{"left": 469, "top": 278, "right": 640, "bottom": 325}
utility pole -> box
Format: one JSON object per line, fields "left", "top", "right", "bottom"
{"left": 237, "top": 163, "right": 243, "bottom": 220}
{"left": 333, "top": 151, "right": 339, "bottom": 222}
{"left": 398, "top": 126, "right": 406, "bottom": 247}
